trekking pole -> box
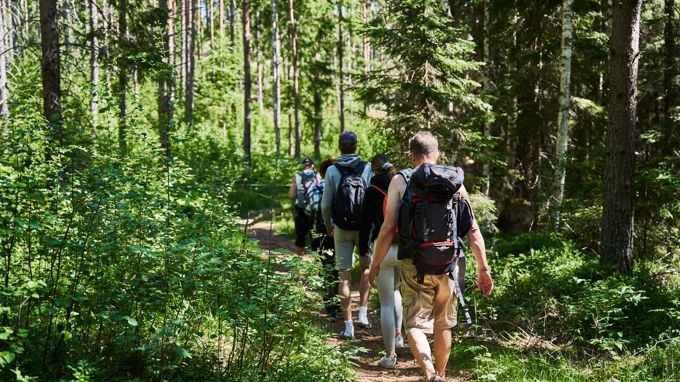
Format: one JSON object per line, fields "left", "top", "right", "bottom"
{"left": 452, "top": 264, "right": 473, "bottom": 325}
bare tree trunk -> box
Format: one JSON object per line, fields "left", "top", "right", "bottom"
{"left": 313, "top": 74, "right": 322, "bottom": 160}
{"left": 209, "top": 0, "right": 214, "bottom": 48}
{"left": 289, "top": 0, "right": 300, "bottom": 159}
{"left": 337, "top": 0, "right": 345, "bottom": 132}
{"left": 272, "top": 0, "right": 281, "bottom": 153}
{"left": 600, "top": 0, "right": 642, "bottom": 274}
{"left": 362, "top": 0, "right": 370, "bottom": 74}
{"left": 22, "top": 0, "right": 29, "bottom": 42}
{"left": 255, "top": 12, "right": 263, "bottom": 129}
{"left": 243, "top": 0, "right": 252, "bottom": 165}
{"left": 89, "top": 0, "right": 99, "bottom": 122}
{"left": 118, "top": 0, "right": 128, "bottom": 152}
{"left": 0, "top": 0, "right": 9, "bottom": 123}
{"left": 219, "top": 0, "right": 224, "bottom": 39}
{"left": 185, "top": 0, "right": 196, "bottom": 123}
{"left": 159, "top": 0, "right": 174, "bottom": 157}
{"left": 39, "top": 0, "right": 62, "bottom": 159}
{"left": 482, "top": 0, "right": 491, "bottom": 196}
{"left": 229, "top": 0, "right": 235, "bottom": 51}
{"left": 663, "top": 0, "right": 677, "bottom": 155}
{"left": 180, "top": 0, "right": 186, "bottom": 98}
{"left": 196, "top": 0, "right": 202, "bottom": 58}
{"left": 550, "top": 0, "right": 574, "bottom": 228}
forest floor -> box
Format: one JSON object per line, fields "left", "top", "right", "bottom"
{"left": 240, "top": 211, "right": 469, "bottom": 382}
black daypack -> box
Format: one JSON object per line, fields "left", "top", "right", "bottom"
{"left": 331, "top": 162, "right": 367, "bottom": 230}
{"left": 397, "top": 164, "right": 465, "bottom": 281}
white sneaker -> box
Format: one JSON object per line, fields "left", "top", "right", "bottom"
{"left": 395, "top": 335, "right": 406, "bottom": 348}
{"left": 378, "top": 354, "right": 397, "bottom": 369}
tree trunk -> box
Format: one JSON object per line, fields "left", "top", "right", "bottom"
{"left": 255, "top": 13, "right": 263, "bottom": 128}
{"left": 338, "top": 0, "right": 345, "bottom": 132}
{"left": 89, "top": 0, "right": 99, "bottom": 121}
{"left": 243, "top": 0, "right": 252, "bottom": 165}
{"left": 159, "top": 0, "right": 174, "bottom": 157}
{"left": 39, "top": 0, "right": 62, "bottom": 159}
{"left": 362, "top": 0, "right": 370, "bottom": 74}
{"left": 0, "top": 0, "right": 9, "bottom": 123}
{"left": 180, "top": 0, "right": 186, "bottom": 97}
{"left": 600, "top": 0, "right": 642, "bottom": 273}
{"left": 185, "top": 0, "right": 196, "bottom": 123}
{"left": 663, "top": 0, "right": 677, "bottom": 154}
{"left": 209, "top": 0, "right": 214, "bottom": 48}
{"left": 550, "top": 0, "right": 574, "bottom": 228}
{"left": 272, "top": 0, "right": 281, "bottom": 153}
{"left": 313, "top": 76, "right": 323, "bottom": 160}
{"left": 219, "top": 0, "right": 224, "bottom": 39}
{"left": 482, "top": 0, "right": 491, "bottom": 196}
{"left": 118, "top": 0, "right": 128, "bottom": 152}
{"left": 229, "top": 0, "right": 235, "bottom": 51}
{"left": 289, "top": 0, "right": 301, "bottom": 159}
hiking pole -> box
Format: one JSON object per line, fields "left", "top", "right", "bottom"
{"left": 452, "top": 262, "right": 473, "bottom": 325}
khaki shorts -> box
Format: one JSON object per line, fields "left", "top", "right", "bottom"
{"left": 400, "top": 258, "right": 458, "bottom": 334}
{"left": 334, "top": 227, "right": 372, "bottom": 270}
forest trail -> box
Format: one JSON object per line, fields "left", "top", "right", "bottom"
{"left": 240, "top": 211, "right": 468, "bottom": 382}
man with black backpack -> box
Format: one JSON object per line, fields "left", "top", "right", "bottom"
{"left": 321, "top": 131, "right": 373, "bottom": 339}
{"left": 289, "top": 158, "right": 321, "bottom": 255}
{"left": 368, "top": 132, "right": 494, "bottom": 382}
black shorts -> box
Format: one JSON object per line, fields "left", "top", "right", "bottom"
{"left": 294, "top": 207, "right": 311, "bottom": 248}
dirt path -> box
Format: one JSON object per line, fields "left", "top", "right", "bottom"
{"left": 239, "top": 212, "right": 467, "bottom": 382}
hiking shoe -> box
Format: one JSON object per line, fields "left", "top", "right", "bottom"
{"left": 395, "top": 335, "right": 406, "bottom": 348}
{"left": 378, "top": 354, "right": 397, "bottom": 369}
{"left": 357, "top": 317, "right": 372, "bottom": 328}
{"left": 429, "top": 375, "right": 446, "bottom": 382}
{"left": 339, "top": 331, "right": 354, "bottom": 340}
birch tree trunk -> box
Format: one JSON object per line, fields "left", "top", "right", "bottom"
{"left": 159, "top": 0, "right": 174, "bottom": 157}
{"left": 272, "top": 0, "right": 281, "bottom": 153}
{"left": 600, "top": 0, "right": 642, "bottom": 273}
{"left": 209, "top": 0, "right": 214, "bottom": 48}
{"left": 89, "top": 0, "right": 99, "bottom": 121}
{"left": 289, "top": 0, "right": 301, "bottom": 159}
{"left": 0, "top": 0, "right": 9, "bottom": 123}
{"left": 663, "top": 0, "right": 677, "bottom": 154}
{"left": 118, "top": 0, "right": 128, "bottom": 152}
{"left": 338, "top": 0, "right": 345, "bottom": 132}
{"left": 39, "top": 0, "right": 62, "bottom": 159}
{"left": 550, "top": 0, "right": 574, "bottom": 228}
{"left": 185, "top": 0, "right": 196, "bottom": 123}
{"left": 243, "top": 0, "right": 252, "bottom": 165}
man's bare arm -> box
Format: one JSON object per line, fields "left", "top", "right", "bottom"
{"left": 368, "top": 175, "right": 405, "bottom": 287}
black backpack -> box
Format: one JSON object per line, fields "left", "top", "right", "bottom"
{"left": 295, "top": 171, "right": 319, "bottom": 209}
{"left": 331, "top": 162, "right": 367, "bottom": 230}
{"left": 397, "top": 164, "right": 465, "bottom": 281}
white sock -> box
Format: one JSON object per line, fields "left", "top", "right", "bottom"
{"left": 343, "top": 320, "right": 354, "bottom": 337}
{"left": 358, "top": 306, "right": 368, "bottom": 321}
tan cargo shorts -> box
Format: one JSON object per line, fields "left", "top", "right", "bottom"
{"left": 400, "top": 258, "right": 458, "bottom": 334}
{"left": 334, "top": 227, "right": 372, "bottom": 270}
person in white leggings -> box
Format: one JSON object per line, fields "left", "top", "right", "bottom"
{"left": 358, "top": 154, "right": 404, "bottom": 368}
{"left": 373, "top": 242, "right": 404, "bottom": 368}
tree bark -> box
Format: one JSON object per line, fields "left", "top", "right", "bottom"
{"left": 159, "top": 0, "right": 174, "bottom": 157}
{"left": 209, "top": 0, "right": 214, "bottom": 48}
{"left": 255, "top": 12, "right": 263, "bottom": 128}
{"left": 90, "top": 0, "right": 99, "bottom": 121}
{"left": 219, "top": 0, "right": 224, "bottom": 39}
{"left": 663, "top": 0, "right": 677, "bottom": 154}
{"left": 118, "top": 0, "right": 128, "bottom": 152}
{"left": 243, "top": 0, "right": 252, "bottom": 165}
{"left": 39, "top": 0, "right": 62, "bottom": 159}
{"left": 362, "top": 0, "right": 370, "bottom": 74}
{"left": 0, "top": 0, "right": 9, "bottom": 122}
{"left": 313, "top": 75, "right": 323, "bottom": 160}
{"left": 600, "top": 0, "right": 642, "bottom": 273}
{"left": 289, "top": 0, "right": 301, "bottom": 159}
{"left": 272, "top": 0, "right": 281, "bottom": 153}
{"left": 229, "top": 0, "right": 235, "bottom": 51}
{"left": 180, "top": 0, "right": 186, "bottom": 97}
{"left": 338, "top": 0, "right": 345, "bottom": 132}
{"left": 482, "top": 0, "right": 491, "bottom": 196}
{"left": 550, "top": 0, "right": 574, "bottom": 228}
{"left": 185, "top": 0, "right": 196, "bottom": 123}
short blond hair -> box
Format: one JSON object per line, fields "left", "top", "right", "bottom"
{"left": 409, "top": 131, "right": 439, "bottom": 159}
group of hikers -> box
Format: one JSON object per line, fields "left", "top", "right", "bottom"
{"left": 288, "top": 131, "right": 494, "bottom": 382}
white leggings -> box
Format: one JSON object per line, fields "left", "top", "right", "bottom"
{"left": 374, "top": 243, "right": 403, "bottom": 352}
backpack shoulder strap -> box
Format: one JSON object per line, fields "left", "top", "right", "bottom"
{"left": 371, "top": 184, "right": 387, "bottom": 197}
{"left": 397, "top": 168, "right": 414, "bottom": 183}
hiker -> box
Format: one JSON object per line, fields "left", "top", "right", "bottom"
{"left": 288, "top": 157, "right": 321, "bottom": 255}
{"left": 311, "top": 158, "right": 340, "bottom": 319}
{"left": 321, "top": 131, "right": 373, "bottom": 339}
{"left": 368, "top": 131, "right": 494, "bottom": 382}
{"left": 359, "top": 153, "right": 405, "bottom": 368}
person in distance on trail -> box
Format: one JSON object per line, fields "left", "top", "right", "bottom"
{"left": 288, "top": 157, "right": 321, "bottom": 255}
{"left": 321, "top": 131, "right": 373, "bottom": 339}
{"left": 358, "top": 153, "right": 405, "bottom": 369}
{"left": 311, "top": 158, "right": 340, "bottom": 320}
{"left": 368, "top": 131, "right": 494, "bottom": 382}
